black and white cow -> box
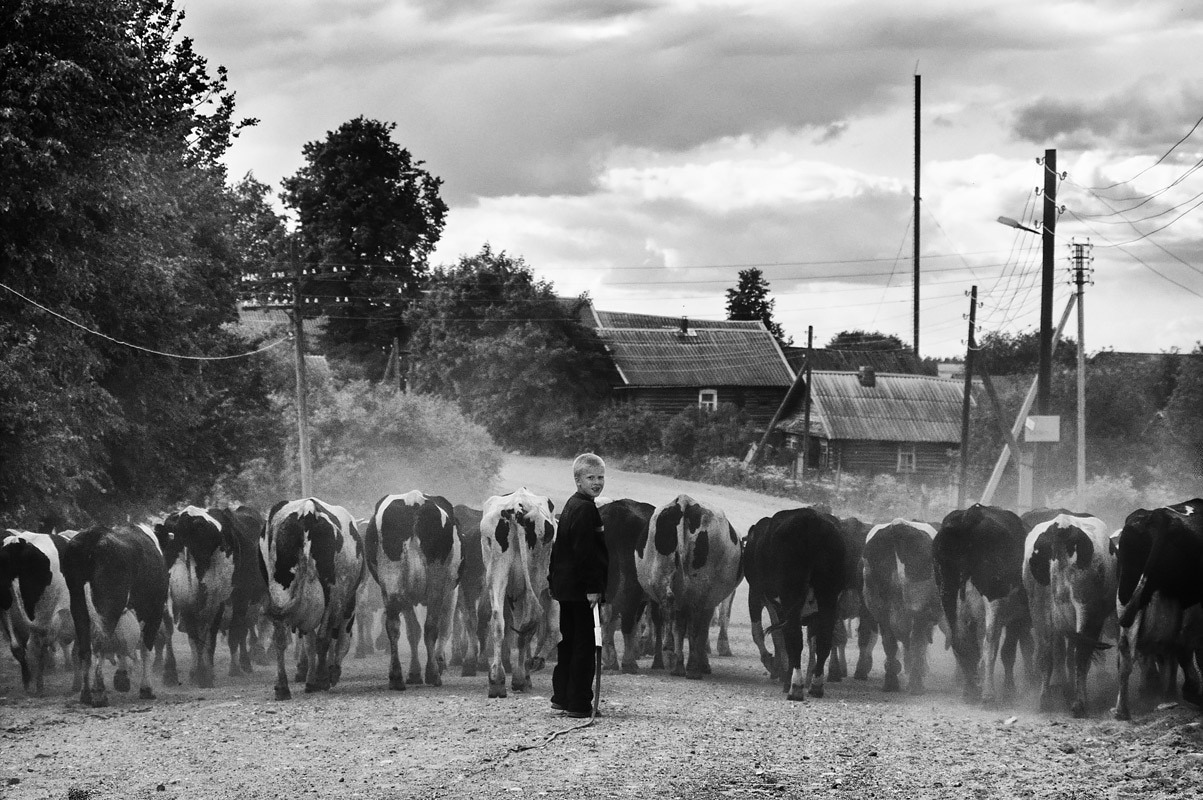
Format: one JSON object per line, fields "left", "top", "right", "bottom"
{"left": 365, "top": 491, "right": 462, "bottom": 690}
{"left": 1023, "top": 513, "right": 1115, "bottom": 716}
{"left": 480, "top": 488, "right": 557, "bottom": 698}
{"left": 637, "top": 495, "right": 742, "bottom": 680}
{"left": 154, "top": 504, "right": 267, "bottom": 687}
{"left": 860, "top": 518, "right": 942, "bottom": 694}
{"left": 61, "top": 524, "right": 169, "bottom": 707}
{"left": 597, "top": 498, "right": 654, "bottom": 673}
{"left": 933, "top": 503, "right": 1030, "bottom": 705}
{"left": 745, "top": 507, "right": 846, "bottom": 700}
{"left": 0, "top": 530, "right": 74, "bottom": 694}
{"left": 1113, "top": 498, "right": 1203, "bottom": 720}
{"left": 259, "top": 497, "right": 365, "bottom": 700}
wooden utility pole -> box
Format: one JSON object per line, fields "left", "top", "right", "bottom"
{"left": 1070, "top": 238, "right": 1093, "bottom": 502}
{"left": 913, "top": 73, "right": 921, "bottom": 358}
{"left": 957, "top": 286, "right": 977, "bottom": 506}
{"left": 290, "top": 245, "right": 313, "bottom": 497}
{"left": 801, "top": 325, "right": 814, "bottom": 471}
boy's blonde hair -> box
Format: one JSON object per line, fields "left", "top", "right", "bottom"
{"left": 572, "top": 452, "right": 606, "bottom": 478}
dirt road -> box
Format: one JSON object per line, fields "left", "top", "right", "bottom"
{"left": 1, "top": 455, "right": 1200, "bottom": 800}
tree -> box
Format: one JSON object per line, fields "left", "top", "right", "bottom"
{"left": 973, "top": 329, "right": 1077, "bottom": 376}
{"left": 826, "top": 330, "right": 908, "bottom": 351}
{"left": 0, "top": 0, "right": 273, "bottom": 525}
{"left": 407, "top": 245, "right": 613, "bottom": 451}
{"left": 725, "top": 268, "right": 791, "bottom": 346}
{"left": 279, "top": 117, "right": 448, "bottom": 372}
{"left": 1159, "top": 346, "right": 1203, "bottom": 482}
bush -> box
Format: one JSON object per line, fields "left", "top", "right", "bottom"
{"left": 661, "top": 403, "right": 757, "bottom": 467}
{"left": 211, "top": 384, "right": 503, "bottom": 518}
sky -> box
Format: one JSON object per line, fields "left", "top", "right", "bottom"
{"left": 182, "top": 0, "right": 1203, "bottom": 358}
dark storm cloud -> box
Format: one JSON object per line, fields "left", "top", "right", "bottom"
{"left": 1011, "top": 80, "right": 1203, "bottom": 153}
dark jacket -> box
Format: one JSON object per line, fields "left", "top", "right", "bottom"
{"left": 549, "top": 491, "right": 609, "bottom": 602}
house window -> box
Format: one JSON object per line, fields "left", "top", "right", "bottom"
{"left": 897, "top": 444, "right": 917, "bottom": 473}
{"left": 698, "top": 389, "right": 718, "bottom": 412}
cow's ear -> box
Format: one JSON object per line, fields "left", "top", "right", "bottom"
{"left": 547, "top": 499, "right": 555, "bottom": 515}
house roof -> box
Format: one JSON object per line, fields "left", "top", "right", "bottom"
{"left": 778, "top": 371, "right": 969, "bottom": 443}
{"left": 783, "top": 346, "right": 925, "bottom": 375}
{"left": 566, "top": 300, "right": 794, "bottom": 388}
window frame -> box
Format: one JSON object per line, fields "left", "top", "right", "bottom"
{"left": 896, "top": 443, "right": 917, "bottom": 473}
{"left": 698, "top": 388, "right": 718, "bottom": 412}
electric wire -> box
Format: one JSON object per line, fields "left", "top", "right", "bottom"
{"left": 1, "top": 281, "right": 292, "bottom": 360}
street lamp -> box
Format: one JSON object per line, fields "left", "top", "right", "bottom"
{"left": 996, "top": 216, "right": 1041, "bottom": 236}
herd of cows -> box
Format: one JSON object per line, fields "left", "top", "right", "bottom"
{"left": 1, "top": 488, "right": 1202, "bottom": 724}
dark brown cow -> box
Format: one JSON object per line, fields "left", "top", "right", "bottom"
{"left": 61, "top": 524, "right": 169, "bottom": 707}
{"left": 746, "top": 507, "right": 846, "bottom": 700}
{"left": 597, "top": 498, "right": 654, "bottom": 673}
{"left": 933, "top": 504, "right": 1030, "bottom": 705}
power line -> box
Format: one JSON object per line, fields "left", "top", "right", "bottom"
{"left": 1083, "top": 110, "right": 1203, "bottom": 192}
{"left": 1, "top": 282, "right": 292, "bottom": 360}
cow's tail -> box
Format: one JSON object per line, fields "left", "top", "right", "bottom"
{"left": 1117, "top": 518, "right": 1165, "bottom": 628}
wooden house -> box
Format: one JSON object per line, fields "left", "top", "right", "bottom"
{"left": 774, "top": 368, "right": 967, "bottom": 478}
{"left": 577, "top": 304, "right": 796, "bottom": 429}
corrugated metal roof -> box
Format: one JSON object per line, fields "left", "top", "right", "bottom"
{"left": 597, "top": 327, "right": 794, "bottom": 387}
{"left": 594, "top": 309, "right": 764, "bottom": 331}
{"left": 783, "top": 347, "right": 924, "bottom": 375}
{"left": 778, "top": 371, "right": 969, "bottom": 443}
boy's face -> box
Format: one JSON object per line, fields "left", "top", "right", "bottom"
{"left": 575, "top": 466, "right": 605, "bottom": 499}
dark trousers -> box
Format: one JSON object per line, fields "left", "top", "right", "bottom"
{"left": 552, "top": 600, "right": 597, "bottom": 712}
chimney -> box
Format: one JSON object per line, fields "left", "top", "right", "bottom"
{"left": 858, "top": 366, "right": 876, "bottom": 387}
{"left": 679, "top": 316, "right": 689, "bottom": 335}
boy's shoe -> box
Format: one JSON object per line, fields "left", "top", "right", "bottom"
{"left": 565, "top": 708, "right": 601, "bottom": 719}
{"left": 550, "top": 701, "right": 566, "bottom": 711}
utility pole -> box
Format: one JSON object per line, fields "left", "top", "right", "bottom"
{"left": 1070, "top": 238, "right": 1093, "bottom": 502}
{"left": 290, "top": 244, "right": 313, "bottom": 497}
{"left": 958, "top": 286, "right": 977, "bottom": 507}
{"left": 913, "top": 73, "right": 921, "bottom": 358}
{"left": 1039, "top": 149, "right": 1057, "bottom": 417}
{"left": 801, "top": 325, "right": 814, "bottom": 472}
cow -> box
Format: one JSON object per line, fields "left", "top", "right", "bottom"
{"left": 713, "top": 589, "right": 735, "bottom": 658}
{"left": 745, "top": 507, "right": 846, "bottom": 700}
{"left": 831, "top": 516, "right": 875, "bottom": 682}
{"left": 1022, "top": 513, "right": 1116, "bottom": 716}
{"left": 0, "top": 530, "right": 74, "bottom": 694}
{"left": 153, "top": 504, "right": 266, "bottom": 688}
{"left": 637, "top": 495, "right": 742, "bottom": 681}
{"left": 860, "top": 519, "right": 942, "bottom": 694}
{"left": 932, "top": 504, "right": 1030, "bottom": 705}
{"left": 1112, "top": 498, "right": 1203, "bottom": 720}
{"left": 597, "top": 498, "right": 654, "bottom": 673}
{"left": 480, "top": 488, "right": 557, "bottom": 698}
{"left": 259, "top": 497, "right": 365, "bottom": 700}
{"left": 449, "top": 504, "right": 488, "bottom": 677}
{"left": 61, "top": 524, "right": 169, "bottom": 707}
{"left": 364, "top": 491, "right": 462, "bottom": 690}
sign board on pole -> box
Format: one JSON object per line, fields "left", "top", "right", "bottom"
{"left": 1024, "top": 415, "right": 1061, "bottom": 443}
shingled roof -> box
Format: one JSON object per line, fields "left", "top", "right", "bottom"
{"left": 572, "top": 301, "right": 795, "bottom": 388}
{"left": 778, "top": 371, "right": 968, "bottom": 443}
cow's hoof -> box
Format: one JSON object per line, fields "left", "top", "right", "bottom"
{"left": 717, "top": 643, "right": 732, "bottom": 658}
{"left": 294, "top": 669, "right": 306, "bottom": 683}
{"left": 329, "top": 666, "right": 342, "bottom": 687}
{"left": 685, "top": 669, "right": 703, "bottom": 680}
{"left": 113, "top": 670, "right": 131, "bottom": 693}
{"left": 1113, "top": 706, "right": 1130, "bottom": 722}
{"left": 425, "top": 668, "right": 442, "bottom": 687}
{"left": 787, "top": 688, "right": 806, "bottom": 702}
{"left": 809, "top": 683, "right": 825, "bottom": 698}
{"left": 883, "top": 674, "right": 901, "bottom": 693}
{"left": 1071, "top": 701, "right": 1087, "bottom": 718}
{"left": 488, "top": 683, "right": 507, "bottom": 699}
{"left": 139, "top": 687, "right": 155, "bottom": 700}
{"left": 670, "top": 665, "right": 686, "bottom": 678}
{"left": 162, "top": 666, "right": 179, "bottom": 686}
{"left": 511, "top": 679, "right": 531, "bottom": 693}
{"left": 274, "top": 685, "right": 291, "bottom": 701}
{"left": 407, "top": 670, "right": 423, "bottom": 685}
{"left": 828, "top": 674, "right": 843, "bottom": 684}
{"left": 528, "top": 656, "right": 545, "bottom": 672}
{"left": 621, "top": 662, "right": 639, "bottom": 675}
{"left": 853, "top": 671, "right": 870, "bottom": 681}
{"left": 239, "top": 654, "right": 253, "bottom": 673}
{"left": 389, "top": 676, "right": 407, "bottom": 691}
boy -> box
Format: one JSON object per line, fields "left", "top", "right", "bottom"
{"left": 549, "top": 453, "right": 609, "bottom": 718}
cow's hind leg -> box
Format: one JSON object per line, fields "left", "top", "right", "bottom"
{"left": 880, "top": 627, "right": 902, "bottom": 692}
{"left": 808, "top": 610, "right": 837, "bottom": 698}
{"left": 384, "top": 600, "right": 407, "bottom": 691}
{"left": 854, "top": 612, "right": 878, "bottom": 680}
{"left": 272, "top": 622, "right": 292, "bottom": 701}
{"left": 305, "top": 632, "right": 332, "bottom": 692}
{"left": 401, "top": 604, "right": 423, "bottom": 685}
{"left": 783, "top": 619, "right": 806, "bottom": 701}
